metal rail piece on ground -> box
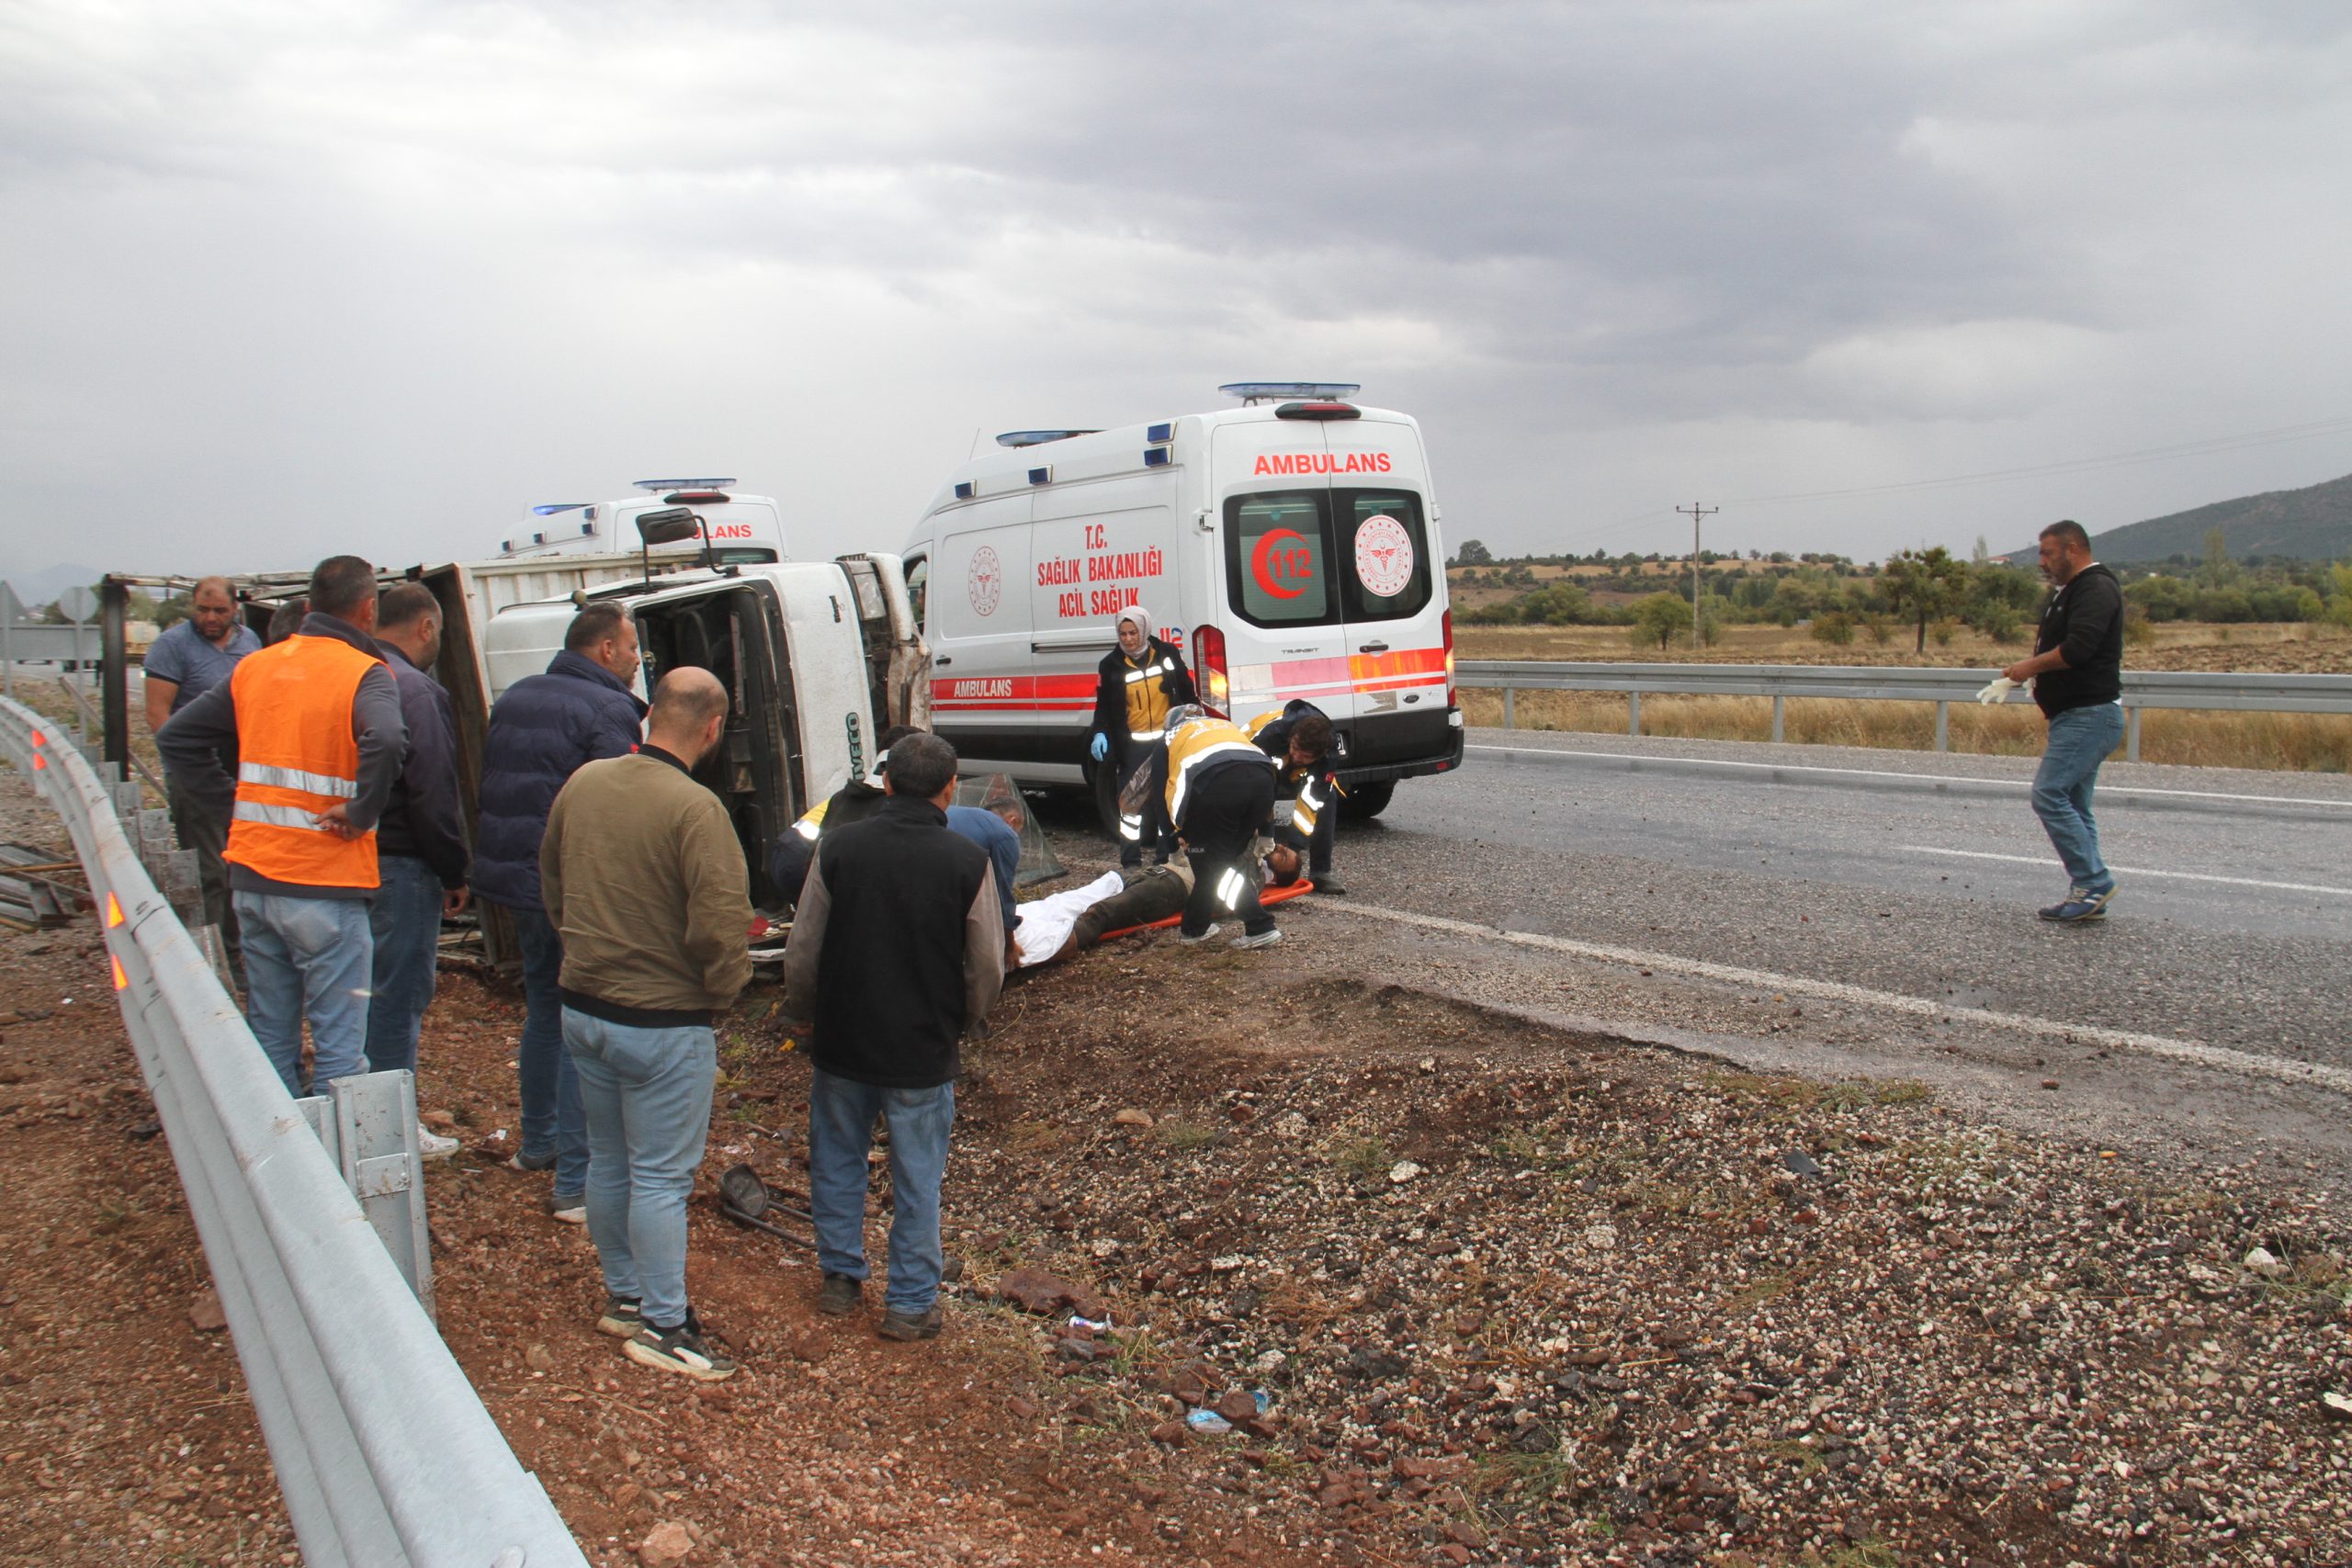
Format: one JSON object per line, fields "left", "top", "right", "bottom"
{"left": 0, "top": 694, "right": 587, "bottom": 1568}
{"left": 1456, "top": 660, "right": 2352, "bottom": 761}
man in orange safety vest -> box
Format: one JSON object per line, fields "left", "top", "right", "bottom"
{"left": 158, "top": 556, "right": 408, "bottom": 1097}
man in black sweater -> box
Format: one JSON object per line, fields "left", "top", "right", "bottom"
{"left": 781, "top": 733, "right": 1005, "bottom": 1341}
{"left": 2002, "top": 519, "right": 2127, "bottom": 922}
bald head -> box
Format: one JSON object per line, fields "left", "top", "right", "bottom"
{"left": 646, "top": 667, "right": 729, "bottom": 765}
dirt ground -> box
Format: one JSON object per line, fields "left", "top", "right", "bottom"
{"left": 5, "top": 746, "right": 2350, "bottom": 1565}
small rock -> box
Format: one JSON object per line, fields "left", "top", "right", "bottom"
{"left": 994, "top": 1268, "right": 1104, "bottom": 1318}
{"left": 2244, "top": 1247, "right": 2287, "bottom": 1278}
{"left": 1388, "top": 1160, "right": 1422, "bottom": 1184}
{"left": 1270, "top": 1111, "right": 1309, "bottom": 1141}
{"left": 1417, "top": 1057, "right": 1436, "bottom": 1074}
{"left": 1113, "top": 1108, "right": 1154, "bottom": 1129}
{"left": 1781, "top": 1149, "right": 1821, "bottom": 1177}
{"left": 188, "top": 1290, "right": 227, "bottom": 1333}
{"left": 525, "top": 1343, "right": 554, "bottom": 1372}
{"left": 639, "top": 1519, "right": 694, "bottom": 1564}
{"left": 2321, "top": 1391, "right": 2352, "bottom": 1422}
{"left": 1149, "top": 1419, "right": 1190, "bottom": 1446}
{"left": 2041, "top": 1078, "right": 2061, "bottom": 1090}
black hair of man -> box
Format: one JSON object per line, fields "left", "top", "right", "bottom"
{"left": 309, "top": 555, "right": 379, "bottom": 619}
{"left": 266, "top": 597, "right": 309, "bottom": 645}
{"left": 1290, "top": 712, "right": 1333, "bottom": 760}
{"left": 884, "top": 731, "right": 958, "bottom": 800}
{"left": 878, "top": 723, "right": 922, "bottom": 753}
{"left": 2039, "top": 519, "right": 2092, "bottom": 552}
{"left": 564, "top": 601, "right": 629, "bottom": 652}
{"left": 377, "top": 582, "right": 440, "bottom": 634}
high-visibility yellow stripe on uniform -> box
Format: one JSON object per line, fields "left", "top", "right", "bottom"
{"left": 238, "top": 761, "right": 358, "bottom": 799}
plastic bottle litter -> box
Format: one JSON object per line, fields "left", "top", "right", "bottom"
{"left": 1185, "top": 1408, "right": 1232, "bottom": 1435}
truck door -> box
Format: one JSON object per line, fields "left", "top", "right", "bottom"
{"left": 1209, "top": 419, "right": 1347, "bottom": 722}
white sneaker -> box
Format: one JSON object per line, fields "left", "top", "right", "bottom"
{"left": 1229, "top": 929, "right": 1283, "bottom": 951}
{"left": 417, "top": 1125, "right": 461, "bottom": 1161}
{"left": 1177, "top": 923, "right": 1222, "bottom": 946}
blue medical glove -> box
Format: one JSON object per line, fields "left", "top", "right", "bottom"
{"left": 1090, "top": 732, "right": 1109, "bottom": 762}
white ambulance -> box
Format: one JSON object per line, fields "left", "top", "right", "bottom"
{"left": 494, "top": 479, "right": 789, "bottom": 564}
{"left": 903, "top": 383, "right": 1462, "bottom": 826}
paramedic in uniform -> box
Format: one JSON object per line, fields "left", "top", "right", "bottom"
{"left": 1087, "top": 606, "right": 1193, "bottom": 867}
{"left": 1245, "top": 699, "right": 1344, "bottom": 896}
{"left": 1161, "top": 706, "right": 1283, "bottom": 950}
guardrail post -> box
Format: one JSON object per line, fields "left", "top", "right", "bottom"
{"left": 1502, "top": 686, "right": 1515, "bottom": 730}
{"left": 2127, "top": 705, "right": 2142, "bottom": 762}
{"left": 1628, "top": 690, "right": 1641, "bottom": 737}
{"left": 1771, "top": 694, "right": 1784, "bottom": 744}
{"left": 1934, "top": 700, "right": 1950, "bottom": 752}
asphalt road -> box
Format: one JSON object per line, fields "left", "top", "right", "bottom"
{"left": 1343, "top": 728, "right": 2352, "bottom": 1064}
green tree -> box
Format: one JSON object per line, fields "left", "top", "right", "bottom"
{"left": 2201, "top": 525, "right": 2236, "bottom": 588}
{"left": 1878, "top": 547, "right": 1971, "bottom": 652}
{"left": 1629, "top": 592, "right": 1694, "bottom": 650}
{"left": 1453, "top": 538, "right": 1493, "bottom": 567}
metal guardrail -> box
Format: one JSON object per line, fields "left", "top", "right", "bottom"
{"left": 0, "top": 694, "right": 587, "bottom": 1568}
{"left": 1457, "top": 660, "right": 2352, "bottom": 762}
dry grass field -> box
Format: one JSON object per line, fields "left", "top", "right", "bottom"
{"left": 1453, "top": 620, "right": 2352, "bottom": 772}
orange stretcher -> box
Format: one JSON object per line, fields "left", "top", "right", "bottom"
{"left": 1093, "top": 878, "right": 1316, "bottom": 943}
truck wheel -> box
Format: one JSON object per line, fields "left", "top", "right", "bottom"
{"left": 1339, "top": 779, "right": 1395, "bottom": 821}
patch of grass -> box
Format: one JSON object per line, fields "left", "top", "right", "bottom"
{"left": 1472, "top": 1446, "right": 1574, "bottom": 1503}
{"left": 1002, "top": 1120, "right": 1062, "bottom": 1156}
{"left": 94, "top": 1194, "right": 140, "bottom": 1235}
{"left": 1158, "top": 1120, "right": 1223, "bottom": 1152}
{"left": 1763, "top": 1438, "right": 1825, "bottom": 1478}
{"left": 1816, "top": 1540, "right": 1902, "bottom": 1568}
{"left": 1724, "top": 1273, "right": 1792, "bottom": 1314}
{"left": 1327, "top": 1135, "right": 1395, "bottom": 1178}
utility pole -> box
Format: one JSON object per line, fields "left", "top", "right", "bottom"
{"left": 1677, "top": 502, "right": 1717, "bottom": 649}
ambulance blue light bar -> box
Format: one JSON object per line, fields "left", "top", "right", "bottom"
{"left": 996, "top": 430, "right": 1097, "bottom": 448}
{"left": 1220, "top": 382, "right": 1360, "bottom": 403}
{"left": 954, "top": 481, "right": 977, "bottom": 500}
{"left": 532, "top": 502, "right": 594, "bottom": 515}
{"left": 633, "top": 477, "right": 737, "bottom": 492}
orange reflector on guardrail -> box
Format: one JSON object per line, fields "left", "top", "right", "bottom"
{"left": 107, "top": 893, "right": 123, "bottom": 928}
{"left": 112, "top": 954, "right": 129, "bottom": 991}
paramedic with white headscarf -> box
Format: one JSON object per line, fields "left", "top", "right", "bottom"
{"left": 1086, "top": 604, "right": 1194, "bottom": 868}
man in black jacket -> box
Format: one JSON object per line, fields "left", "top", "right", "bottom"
{"left": 2002, "top": 519, "right": 2128, "bottom": 922}
{"left": 781, "top": 733, "right": 1005, "bottom": 1341}
{"left": 365, "top": 585, "right": 472, "bottom": 1156}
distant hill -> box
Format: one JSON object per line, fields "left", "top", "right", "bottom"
{"left": 2006, "top": 472, "right": 2352, "bottom": 565}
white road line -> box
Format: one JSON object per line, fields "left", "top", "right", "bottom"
{"left": 1904, "top": 844, "right": 2352, "bottom": 897}
{"left": 1320, "top": 899, "right": 2352, "bottom": 1098}
{"left": 1465, "top": 744, "right": 2352, "bottom": 810}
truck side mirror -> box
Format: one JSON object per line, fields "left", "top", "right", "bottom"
{"left": 636, "top": 506, "right": 711, "bottom": 585}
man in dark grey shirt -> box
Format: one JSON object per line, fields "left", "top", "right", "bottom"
{"left": 2002, "top": 519, "right": 2126, "bottom": 923}
{"left": 144, "top": 576, "right": 261, "bottom": 965}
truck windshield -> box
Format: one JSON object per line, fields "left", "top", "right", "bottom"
{"left": 1222, "top": 489, "right": 1430, "bottom": 627}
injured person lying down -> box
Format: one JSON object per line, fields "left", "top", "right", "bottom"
{"left": 1012, "top": 840, "right": 1302, "bottom": 966}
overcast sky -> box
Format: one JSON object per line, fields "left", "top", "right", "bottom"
{"left": 4, "top": 0, "right": 2349, "bottom": 589}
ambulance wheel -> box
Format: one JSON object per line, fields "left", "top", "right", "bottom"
{"left": 1338, "top": 779, "right": 1394, "bottom": 821}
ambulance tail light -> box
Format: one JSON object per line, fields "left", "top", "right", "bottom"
{"left": 1442, "top": 609, "right": 1456, "bottom": 707}
{"left": 1195, "top": 625, "right": 1229, "bottom": 717}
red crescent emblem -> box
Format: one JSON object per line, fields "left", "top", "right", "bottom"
{"left": 1251, "top": 528, "right": 1309, "bottom": 599}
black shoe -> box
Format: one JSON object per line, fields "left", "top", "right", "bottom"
{"left": 625, "top": 1309, "right": 739, "bottom": 1382}
{"left": 597, "top": 1296, "right": 643, "bottom": 1338}
{"left": 817, "top": 1272, "right": 863, "bottom": 1316}
{"left": 1307, "top": 875, "right": 1347, "bottom": 897}
{"left": 877, "top": 1305, "right": 944, "bottom": 1341}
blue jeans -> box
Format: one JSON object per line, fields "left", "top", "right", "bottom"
{"left": 808, "top": 1070, "right": 956, "bottom": 1315}
{"left": 2033, "top": 702, "right": 2126, "bottom": 893}
{"left": 562, "top": 1009, "right": 715, "bottom": 1331}
{"left": 513, "top": 906, "right": 589, "bottom": 1195}
{"left": 364, "top": 855, "right": 442, "bottom": 1076}
{"left": 235, "top": 891, "right": 373, "bottom": 1097}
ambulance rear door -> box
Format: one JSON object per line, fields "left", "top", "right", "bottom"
{"left": 1210, "top": 418, "right": 1350, "bottom": 719}
{"left": 1324, "top": 415, "right": 1452, "bottom": 770}
{"left": 925, "top": 493, "right": 1035, "bottom": 770}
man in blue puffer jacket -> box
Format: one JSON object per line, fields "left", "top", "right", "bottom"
{"left": 474, "top": 603, "right": 649, "bottom": 1221}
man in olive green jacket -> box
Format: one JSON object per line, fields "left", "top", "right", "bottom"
{"left": 541, "top": 666, "right": 752, "bottom": 1382}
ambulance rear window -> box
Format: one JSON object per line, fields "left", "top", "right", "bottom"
{"left": 1225, "top": 491, "right": 1336, "bottom": 627}
{"left": 1337, "top": 491, "right": 1431, "bottom": 622}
